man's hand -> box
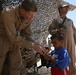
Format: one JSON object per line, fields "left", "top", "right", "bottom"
{"left": 43, "top": 53, "right": 56, "bottom": 64}
{"left": 32, "top": 43, "right": 47, "bottom": 55}
{"left": 43, "top": 53, "right": 51, "bottom": 61}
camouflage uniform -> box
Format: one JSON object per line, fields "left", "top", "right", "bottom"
{"left": 0, "top": 6, "right": 33, "bottom": 75}
{"left": 48, "top": 17, "right": 76, "bottom": 75}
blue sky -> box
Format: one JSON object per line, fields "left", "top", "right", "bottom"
{"left": 64, "top": 0, "right": 76, "bottom": 27}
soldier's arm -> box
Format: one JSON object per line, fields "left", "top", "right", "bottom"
{"left": 2, "top": 9, "right": 47, "bottom": 55}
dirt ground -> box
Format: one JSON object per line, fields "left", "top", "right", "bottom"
{"left": 26, "top": 59, "right": 51, "bottom": 75}
{"left": 26, "top": 66, "right": 51, "bottom": 75}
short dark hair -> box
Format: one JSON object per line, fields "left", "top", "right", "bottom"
{"left": 21, "top": 0, "right": 37, "bottom": 12}
{"left": 51, "top": 33, "right": 64, "bottom": 41}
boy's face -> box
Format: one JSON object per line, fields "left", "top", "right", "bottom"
{"left": 51, "top": 38, "right": 63, "bottom": 49}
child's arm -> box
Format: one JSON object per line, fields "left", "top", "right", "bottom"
{"left": 43, "top": 53, "right": 56, "bottom": 64}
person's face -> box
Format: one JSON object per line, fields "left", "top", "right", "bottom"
{"left": 20, "top": 8, "right": 36, "bottom": 20}
{"left": 51, "top": 38, "right": 63, "bottom": 49}
{"left": 59, "top": 6, "right": 69, "bottom": 14}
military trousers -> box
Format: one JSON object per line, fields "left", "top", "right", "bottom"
{"left": 0, "top": 37, "right": 22, "bottom": 75}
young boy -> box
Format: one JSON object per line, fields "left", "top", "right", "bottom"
{"left": 44, "top": 33, "right": 71, "bottom": 75}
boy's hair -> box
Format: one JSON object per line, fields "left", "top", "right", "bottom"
{"left": 21, "top": 0, "right": 37, "bottom": 12}
{"left": 51, "top": 33, "right": 64, "bottom": 41}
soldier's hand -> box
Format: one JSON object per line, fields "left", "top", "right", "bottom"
{"left": 32, "top": 43, "right": 47, "bottom": 55}
{"left": 43, "top": 53, "right": 51, "bottom": 61}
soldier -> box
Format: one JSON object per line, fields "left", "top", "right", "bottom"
{"left": 48, "top": 2, "right": 76, "bottom": 75}
{"left": 0, "top": 0, "right": 47, "bottom": 75}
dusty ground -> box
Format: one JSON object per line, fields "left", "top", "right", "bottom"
{"left": 26, "top": 59, "right": 51, "bottom": 75}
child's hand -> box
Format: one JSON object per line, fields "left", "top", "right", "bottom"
{"left": 43, "top": 53, "right": 56, "bottom": 64}
{"left": 43, "top": 53, "right": 51, "bottom": 61}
